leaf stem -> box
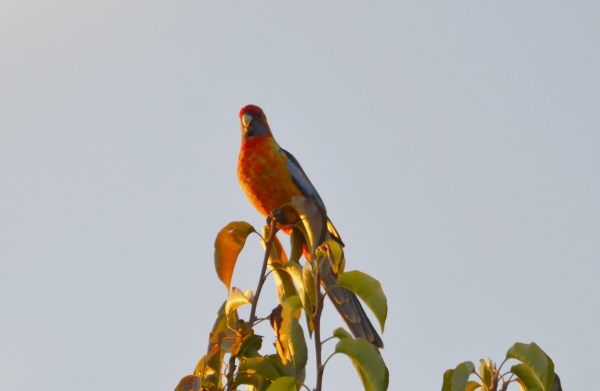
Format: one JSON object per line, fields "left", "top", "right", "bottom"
{"left": 497, "top": 358, "right": 508, "bottom": 373}
{"left": 471, "top": 372, "right": 489, "bottom": 391}
{"left": 320, "top": 336, "right": 335, "bottom": 346}
{"left": 300, "top": 383, "right": 312, "bottom": 391}
{"left": 322, "top": 352, "right": 339, "bottom": 371}
{"left": 314, "top": 257, "right": 324, "bottom": 391}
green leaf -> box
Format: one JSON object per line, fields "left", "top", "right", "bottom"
{"left": 550, "top": 374, "right": 562, "bottom": 391}
{"left": 336, "top": 270, "right": 387, "bottom": 332}
{"left": 333, "top": 327, "right": 353, "bottom": 340}
{"left": 506, "top": 342, "right": 554, "bottom": 391}
{"left": 203, "top": 344, "right": 222, "bottom": 389}
{"left": 478, "top": 359, "right": 493, "bottom": 390}
{"left": 266, "top": 354, "right": 294, "bottom": 377}
{"left": 280, "top": 261, "right": 314, "bottom": 335}
{"left": 239, "top": 357, "right": 281, "bottom": 381}
{"left": 335, "top": 337, "right": 389, "bottom": 391}
{"left": 281, "top": 261, "right": 313, "bottom": 324}
{"left": 210, "top": 301, "right": 230, "bottom": 335}
{"left": 288, "top": 196, "right": 326, "bottom": 251}
{"left": 302, "top": 262, "right": 316, "bottom": 310}
{"left": 265, "top": 376, "right": 297, "bottom": 391}
{"left": 281, "top": 261, "right": 310, "bottom": 303}
{"left": 203, "top": 301, "right": 230, "bottom": 389}
{"left": 237, "top": 333, "right": 263, "bottom": 358}
{"left": 511, "top": 363, "right": 542, "bottom": 391}
{"left": 214, "top": 221, "right": 256, "bottom": 290}
{"left": 295, "top": 367, "right": 306, "bottom": 386}
{"left": 220, "top": 331, "right": 242, "bottom": 354}
{"left": 273, "top": 297, "right": 304, "bottom": 370}
{"left": 263, "top": 233, "right": 299, "bottom": 304}
{"left": 233, "top": 374, "right": 262, "bottom": 391}
{"left": 280, "top": 296, "right": 302, "bottom": 333}
{"left": 442, "top": 370, "right": 455, "bottom": 391}
{"left": 289, "top": 318, "right": 308, "bottom": 375}
{"left": 441, "top": 362, "right": 475, "bottom": 391}
{"left": 289, "top": 227, "right": 305, "bottom": 264}
{"left": 225, "top": 287, "right": 252, "bottom": 317}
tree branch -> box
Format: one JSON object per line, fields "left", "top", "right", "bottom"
{"left": 249, "top": 217, "right": 279, "bottom": 325}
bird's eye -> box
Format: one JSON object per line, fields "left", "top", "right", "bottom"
{"left": 257, "top": 112, "right": 263, "bottom": 118}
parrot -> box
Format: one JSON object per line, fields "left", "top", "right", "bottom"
{"left": 236, "top": 104, "right": 383, "bottom": 348}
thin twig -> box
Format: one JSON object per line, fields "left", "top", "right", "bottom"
{"left": 252, "top": 317, "right": 268, "bottom": 325}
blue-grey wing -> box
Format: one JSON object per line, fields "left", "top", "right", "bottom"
{"left": 282, "top": 148, "right": 344, "bottom": 246}
{"left": 282, "top": 148, "right": 327, "bottom": 213}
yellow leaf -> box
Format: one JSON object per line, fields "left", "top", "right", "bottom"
{"left": 225, "top": 287, "right": 252, "bottom": 317}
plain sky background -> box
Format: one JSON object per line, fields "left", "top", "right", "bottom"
{"left": 1, "top": 1, "right": 599, "bottom": 390}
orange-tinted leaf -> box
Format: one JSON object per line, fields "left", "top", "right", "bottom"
{"left": 214, "top": 221, "right": 256, "bottom": 290}
{"left": 174, "top": 375, "right": 200, "bottom": 391}
{"left": 193, "top": 355, "right": 206, "bottom": 377}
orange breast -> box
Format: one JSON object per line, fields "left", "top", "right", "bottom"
{"left": 237, "top": 136, "right": 302, "bottom": 217}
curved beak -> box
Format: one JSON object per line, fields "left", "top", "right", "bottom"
{"left": 241, "top": 113, "right": 253, "bottom": 128}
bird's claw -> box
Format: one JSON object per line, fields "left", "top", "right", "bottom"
{"left": 270, "top": 208, "right": 288, "bottom": 226}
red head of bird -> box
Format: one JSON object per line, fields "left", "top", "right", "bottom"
{"left": 239, "top": 105, "right": 272, "bottom": 140}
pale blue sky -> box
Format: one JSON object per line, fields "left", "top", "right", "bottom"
{"left": 1, "top": 2, "right": 599, "bottom": 390}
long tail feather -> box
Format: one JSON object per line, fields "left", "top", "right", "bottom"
{"left": 320, "top": 260, "right": 384, "bottom": 348}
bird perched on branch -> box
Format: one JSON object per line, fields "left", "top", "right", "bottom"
{"left": 237, "top": 104, "right": 383, "bottom": 348}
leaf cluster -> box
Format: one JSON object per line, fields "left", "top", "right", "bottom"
{"left": 175, "top": 197, "right": 388, "bottom": 391}
{"left": 441, "top": 342, "right": 562, "bottom": 391}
